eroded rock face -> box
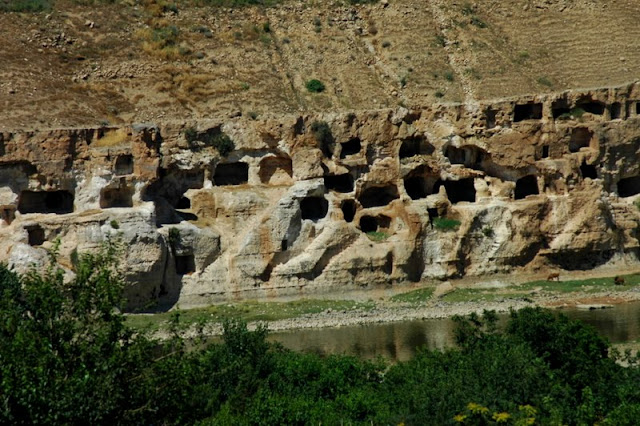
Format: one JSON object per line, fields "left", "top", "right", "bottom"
{"left": 1, "top": 85, "right": 640, "bottom": 309}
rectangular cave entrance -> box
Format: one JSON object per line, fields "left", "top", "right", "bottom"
{"left": 399, "top": 136, "right": 434, "bottom": 158}
{"left": 580, "top": 161, "right": 598, "bottom": 179}
{"left": 569, "top": 127, "right": 593, "bottom": 152}
{"left": 26, "top": 224, "right": 45, "bottom": 246}
{"left": 100, "top": 186, "right": 133, "bottom": 208}
{"left": 340, "top": 138, "right": 361, "bottom": 158}
{"left": 552, "top": 98, "right": 571, "bottom": 119}
{"left": 300, "top": 196, "right": 329, "bottom": 221}
{"left": 433, "top": 179, "right": 476, "bottom": 203}
{"left": 485, "top": 108, "right": 497, "bottom": 129}
{"left": 514, "top": 103, "right": 543, "bottom": 122}
{"left": 610, "top": 102, "right": 622, "bottom": 120}
{"left": 214, "top": 162, "right": 249, "bottom": 186}
{"left": 114, "top": 154, "right": 134, "bottom": 176}
{"left": 324, "top": 174, "right": 354, "bottom": 193}
{"left": 358, "top": 185, "right": 399, "bottom": 208}
{"left": 175, "top": 254, "right": 195, "bottom": 275}
{"left": 618, "top": 176, "right": 640, "bottom": 198}
{"left": 358, "top": 214, "right": 391, "bottom": 233}
{"left": 18, "top": 190, "right": 74, "bottom": 214}
{"left": 514, "top": 175, "right": 539, "bottom": 200}
{"left": 577, "top": 100, "right": 605, "bottom": 116}
{"left": 541, "top": 145, "right": 549, "bottom": 158}
{"left": 341, "top": 199, "right": 356, "bottom": 223}
{"left": 1, "top": 207, "right": 15, "bottom": 225}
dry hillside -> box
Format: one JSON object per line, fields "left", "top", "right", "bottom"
{"left": 1, "top": 0, "right": 639, "bottom": 130}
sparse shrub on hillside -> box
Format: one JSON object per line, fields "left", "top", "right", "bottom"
{"left": 209, "top": 133, "right": 235, "bottom": 156}
{"left": 444, "top": 71, "right": 455, "bottom": 82}
{"left": 184, "top": 128, "right": 234, "bottom": 156}
{"left": 305, "top": 79, "right": 326, "bottom": 93}
{"left": 537, "top": 76, "right": 553, "bottom": 87}
{"left": 184, "top": 126, "right": 198, "bottom": 143}
{"left": 558, "top": 107, "right": 586, "bottom": 121}
{"left": 435, "top": 90, "right": 445, "bottom": 98}
{"left": 310, "top": 121, "right": 332, "bottom": 145}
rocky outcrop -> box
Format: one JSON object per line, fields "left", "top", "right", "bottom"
{"left": 1, "top": 83, "right": 640, "bottom": 309}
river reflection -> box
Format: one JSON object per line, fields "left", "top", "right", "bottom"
{"left": 269, "top": 301, "right": 640, "bottom": 362}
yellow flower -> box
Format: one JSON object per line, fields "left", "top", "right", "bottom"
{"left": 492, "top": 412, "right": 511, "bottom": 423}
{"left": 467, "top": 402, "right": 490, "bottom": 415}
{"left": 453, "top": 414, "right": 467, "bottom": 423}
{"left": 518, "top": 405, "right": 537, "bottom": 417}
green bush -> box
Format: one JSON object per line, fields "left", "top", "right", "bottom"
{"left": 305, "top": 79, "right": 326, "bottom": 93}
{"left": 433, "top": 217, "right": 461, "bottom": 231}
{"left": 110, "top": 219, "right": 119, "bottom": 229}
{"left": 184, "top": 128, "right": 235, "bottom": 156}
{"left": 1, "top": 251, "right": 639, "bottom": 426}
{"left": 184, "top": 126, "right": 198, "bottom": 143}
{"left": 0, "top": 0, "right": 51, "bottom": 12}
{"left": 210, "top": 133, "right": 235, "bottom": 156}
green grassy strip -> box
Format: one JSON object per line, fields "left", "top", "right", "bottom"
{"left": 126, "top": 299, "right": 375, "bottom": 332}
{"left": 390, "top": 287, "right": 435, "bottom": 304}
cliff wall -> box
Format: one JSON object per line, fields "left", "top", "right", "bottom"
{"left": 1, "top": 84, "right": 639, "bottom": 309}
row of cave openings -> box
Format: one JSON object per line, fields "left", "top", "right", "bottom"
{"left": 506, "top": 97, "right": 640, "bottom": 125}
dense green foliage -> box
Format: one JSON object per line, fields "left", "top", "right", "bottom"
{"left": 1, "top": 243, "right": 639, "bottom": 424}
{"left": 0, "top": 0, "right": 51, "bottom": 12}
{"left": 433, "top": 216, "right": 461, "bottom": 230}
{"left": 305, "top": 79, "right": 326, "bottom": 93}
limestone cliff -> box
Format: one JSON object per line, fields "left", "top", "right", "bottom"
{"left": 1, "top": 84, "right": 639, "bottom": 309}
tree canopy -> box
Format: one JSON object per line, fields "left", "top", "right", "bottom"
{"left": 1, "top": 241, "right": 639, "bottom": 424}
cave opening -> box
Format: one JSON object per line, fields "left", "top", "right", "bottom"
{"left": 359, "top": 215, "right": 377, "bottom": 233}
{"left": 636, "top": 102, "right": 640, "bottom": 115}
{"left": 552, "top": 98, "right": 571, "bottom": 119}
{"left": 1, "top": 207, "right": 15, "bottom": 225}
{"left": 404, "top": 176, "right": 429, "bottom": 200}
{"left": 610, "top": 102, "right": 622, "bottom": 120}
{"left": 399, "top": 136, "right": 434, "bottom": 158}
{"left": 514, "top": 103, "right": 543, "bottom": 122}
{"left": 577, "top": 100, "right": 605, "bottom": 115}
{"left": 26, "top": 225, "right": 45, "bottom": 246}
{"left": 176, "top": 196, "right": 191, "bottom": 209}
{"left": 359, "top": 185, "right": 399, "bottom": 208}
{"left": 618, "top": 176, "right": 640, "bottom": 198}
{"left": 359, "top": 215, "right": 390, "bottom": 233}
{"left": 569, "top": 127, "right": 593, "bottom": 152}
{"left": 541, "top": 145, "right": 549, "bottom": 158}
{"left": 580, "top": 161, "right": 598, "bottom": 179}
{"left": 434, "top": 179, "right": 476, "bottom": 203}
{"left": 445, "top": 145, "right": 485, "bottom": 169}
{"left": 485, "top": 108, "right": 497, "bottom": 128}
{"left": 114, "top": 154, "right": 134, "bottom": 176}
{"left": 341, "top": 199, "right": 356, "bottom": 223}
{"left": 300, "top": 196, "right": 329, "bottom": 221}
{"left": 258, "top": 157, "right": 293, "bottom": 185}
{"left": 214, "top": 162, "right": 249, "bottom": 186}
{"left": 18, "top": 191, "right": 74, "bottom": 214}
{"left": 340, "top": 138, "right": 361, "bottom": 158}
{"left": 175, "top": 255, "right": 195, "bottom": 275}
{"left": 324, "top": 174, "right": 354, "bottom": 193}
{"left": 514, "top": 175, "right": 539, "bottom": 200}
{"left": 100, "top": 186, "right": 134, "bottom": 208}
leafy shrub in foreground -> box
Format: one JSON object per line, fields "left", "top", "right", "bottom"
{"left": 1, "top": 242, "right": 639, "bottom": 425}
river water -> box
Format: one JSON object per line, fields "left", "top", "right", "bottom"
{"left": 269, "top": 301, "right": 640, "bottom": 362}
